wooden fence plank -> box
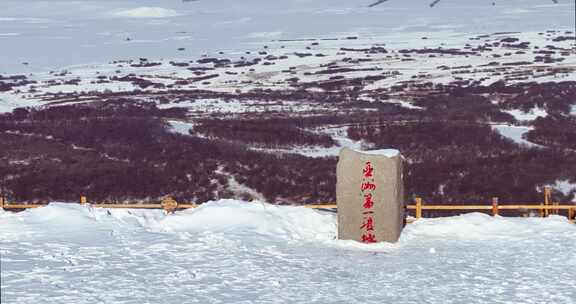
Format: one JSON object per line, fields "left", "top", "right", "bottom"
{"left": 94, "top": 204, "right": 165, "bottom": 209}
{"left": 2, "top": 204, "right": 44, "bottom": 209}
{"left": 304, "top": 204, "right": 337, "bottom": 209}
{"left": 415, "top": 197, "right": 423, "bottom": 219}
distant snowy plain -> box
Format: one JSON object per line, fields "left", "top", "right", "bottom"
{"left": 2, "top": 201, "right": 576, "bottom": 303}
{"left": 0, "top": 0, "right": 574, "bottom": 73}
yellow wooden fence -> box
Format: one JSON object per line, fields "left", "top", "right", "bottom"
{"left": 1, "top": 186, "right": 574, "bottom": 222}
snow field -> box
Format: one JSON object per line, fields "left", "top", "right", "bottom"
{"left": 1, "top": 201, "right": 576, "bottom": 304}
{"left": 491, "top": 124, "right": 539, "bottom": 147}
{"left": 113, "top": 7, "right": 181, "bottom": 19}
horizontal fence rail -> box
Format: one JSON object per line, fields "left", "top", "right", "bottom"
{"left": 1, "top": 186, "right": 574, "bottom": 223}
{"left": 406, "top": 205, "right": 576, "bottom": 210}
{"left": 408, "top": 189, "right": 576, "bottom": 223}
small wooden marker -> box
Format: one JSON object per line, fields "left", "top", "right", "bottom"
{"left": 161, "top": 196, "right": 178, "bottom": 214}
{"left": 0, "top": 196, "right": 4, "bottom": 209}
{"left": 80, "top": 195, "right": 87, "bottom": 205}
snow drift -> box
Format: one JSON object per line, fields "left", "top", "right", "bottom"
{"left": 1, "top": 200, "right": 576, "bottom": 303}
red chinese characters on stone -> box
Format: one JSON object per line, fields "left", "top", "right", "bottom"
{"left": 360, "top": 161, "right": 377, "bottom": 243}
{"left": 360, "top": 216, "right": 374, "bottom": 231}
{"left": 363, "top": 193, "right": 374, "bottom": 209}
{"left": 360, "top": 182, "right": 376, "bottom": 191}
{"left": 361, "top": 233, "right": 377, "bottom": 243}
{"left": 363, "top": 161, "right": 374, "bottom": 178}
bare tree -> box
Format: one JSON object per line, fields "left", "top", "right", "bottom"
{"left": 429, "top": 0, "right": 441, "bottom": 7}
{"left": 367, "top": 0, "right": 390, "bottom": 7}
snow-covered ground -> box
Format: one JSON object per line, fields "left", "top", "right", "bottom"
{"left": 2, "top": 201, "right": 576, "bottom": 303}
{"left": 167, "top": 120, "right": 195, "bottom": 136}
{"left": 251, "top": 125, "right": 372, "bottom": 158}
{"left": 553, "top": 179, "right": 576, "bottom": 201}
{"left": 491, "top": 124, "right": 539, "bottom": 147}
{"left": 503, "top": 107, "right": 549, "bottom": 122}
{"left": 1, "top": 0, "right": 574, "bottom": 116}
{"left": 1, "top": 0, "right": 573, "bottom": 73}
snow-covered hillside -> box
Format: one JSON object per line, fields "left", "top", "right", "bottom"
{"left": 2, "top": 201, "right": 575, "bottom": 303}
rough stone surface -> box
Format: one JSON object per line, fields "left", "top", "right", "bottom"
{"left": 337, "top": 148, "right": 405, "bottom": 243}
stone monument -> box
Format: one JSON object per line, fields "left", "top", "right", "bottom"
{"left": 337, "top": 147, "right": 405, "bottom": 243}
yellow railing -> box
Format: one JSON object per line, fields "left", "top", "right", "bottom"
{"left": 409, "top": 198, "right": 575, "bottom": 220}
{"left": 0, "top": 196, "right": 333, "bottom": 212}
{"left": 1, "top": 187, "right": 574, "bottom": 223}
{"left": 0, "top": 196, "right": 200, "bottom": 213}
{"left": 409, "top": 186, "right": 575, "bottom": 222}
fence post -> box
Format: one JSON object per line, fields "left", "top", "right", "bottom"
{"left": 80, "top": 195, "right": 87, "bottom": 205}
{"left": 0, "top": 196, "right": 4, "bottom": 210}
{"left": 492, "top": 197, "right": 499, "bottom": 216}
{"left": 415, "top": 197, "right": 422, "bottom": 219}
{"left": 569, "top": 208, "right": 575, "bottom": 222}
{"left": 544, "top": 186, "right": 552, "bottom": 217}
{"left": 552, "top": 202, "right": 559, "bottom": 215}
